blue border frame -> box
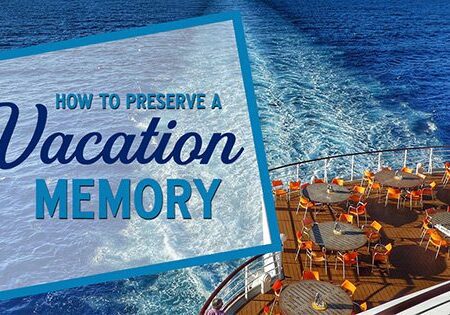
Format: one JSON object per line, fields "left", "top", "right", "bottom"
{"left": 0, "top": 11, "right": 281, "bottom": 300}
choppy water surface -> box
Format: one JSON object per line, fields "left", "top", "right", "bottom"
{"left": 0, "top": 0, "right": 449, "bottom": 313}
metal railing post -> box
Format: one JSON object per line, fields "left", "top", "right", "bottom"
{"left": 296, "top": 164, "right": 299, "bottom": 182}
{"left": 324, "top": 159, "right": 328, "bottom": 182}
{"left": 244, "top": 265, "right": 248, "bottom": 299}
{"left": 403, "top": 149, "right": 408, "bottom": 167}
{"left": 428, "top": 148, "right": 433, "bottom": 174}
{"left": 378, "top": 152, "right": 382, "bottom": 170}
{"left": 350, "top": 155, "right": 355, "bottom": 181}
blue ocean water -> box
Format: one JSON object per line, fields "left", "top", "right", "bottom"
{"left": 0, "top": 0, "right": 448, "bottom": 314}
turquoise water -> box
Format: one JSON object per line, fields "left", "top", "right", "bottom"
{"left": 0, "top": 0, "right": 449, "bottom": 313}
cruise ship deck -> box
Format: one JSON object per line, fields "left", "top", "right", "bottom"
{"left": 237, "top": 173, "right": 450, "bottom": 314}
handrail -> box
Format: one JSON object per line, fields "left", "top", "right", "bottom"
{"left": 269, "top": 145, "right": 450, "bottom": 172}
{"left": 199, "top": 254, "right": 263, "bottom": 315}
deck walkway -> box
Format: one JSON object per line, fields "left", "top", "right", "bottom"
{"left": 237, "top": 174, "right": 450, "bottom": 314}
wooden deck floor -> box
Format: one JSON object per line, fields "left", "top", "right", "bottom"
{"left": 237, "top": 174, "right": 450, "bottom": 314}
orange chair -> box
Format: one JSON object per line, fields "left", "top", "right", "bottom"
{"left": 420, "top": 220, "right": 434, "bottom": 245}
{"left": 314, "top": 178, "right": 326, "bottom": 184}
{"left": 425, "top": 230, "right": 449, "bottom": 259}
{"left": 422, "top": 181, "right": 437, "bottom": 200}
{"left": 341, "top": 279, "right": 357, "bottom": 296}
{"left": 371, "top": 243, "right": 392, "bottom": 273}
{"left": 347, "top": 186, "right": 366, "bottom": 206}
{"left": 303, "top": 270, "right": 320, "bottom": 280}
{"left": 425, "top": 207, "right": 438, "bottom": 219}
{"left": 359, "top": 302, "right": 368, "bottom": 312}
{"left": 272, "top": 279, "right": 283, "bottom": 296}
{"left": 268, "top": 279, "right": 283, "bottom": 314}
{"left": 336, "top": 251, "right": 359, "bottom": 278}
{"left": 296, "top": 196, "right": 315, "bottom": 215}
{"left": 363, "top": 220, "right": 382, "bottom": 253}
{"left": 272, "top": 180, "right": 287, "bottom": 200}
{"left": 288, "top": 181, "right": 301, "bottom": 200}
{"left": 443, "top": 169, "right": 450, "bottom": 187}
{"left": 332, "top": 178, "right": 345, "bottom": 186}
{"left": 295, "top": 231, "right": 312, "bottom": 261}
{"left": 405, "top": 189, "right": 423, "bottom": 210}
{"left": 401, "top": 166, "right": 413, "bottom": 174}
{"left": 361, "top": 170, "right": 374, "bottom": 187}
{"left": 352, "top": 302, "right": 368, "bottom": 314}
{"left": 367, "top": 178, "right": 382, "bottom": 201}
{"left": 305, "top": 242, "right": 328, "bottom": 275}
{"left": 384, "top": 187, "right": 402, "bottom": 209}
{"left": 263, "top": 305, "right": 271, "bottom": 315}
{"left": 338, "top": 213, "right": 354, "bottom": 224}
{"left": 348, "top": 202, "right": 368, "bottom": 226}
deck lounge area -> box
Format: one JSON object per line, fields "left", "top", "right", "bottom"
{"left": 237, "top": 171, "right": 450, "bottom": 314}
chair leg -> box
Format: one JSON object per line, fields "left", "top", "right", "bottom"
{"left": 356, "top": 259, "right": 360, "bottom": 276}
{"left": 425, "top": 239, "right": 431, "bottom": 251}
{"left": 419, "top": 230, "right": 427, "bottom": 245}
{"left": 435, "top": 245, "right": 441, "bottom": 259}
{"left": 295, "top": 248, "right": 300, "bottom": 261}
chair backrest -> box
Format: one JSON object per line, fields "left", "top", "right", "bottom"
{"left": 289, "top": 181, "right": 301, "bottom": 190}
{"left": 387, "top": 187, "right": 400, "bottom": 196}
{"left": 304, "top": 241, "right": 313, "bottom": 250}
{"left": 401, "top": 166, "right": 413, "bottom": 174}
{"left": 445, "top": 161, "right": 450, "bottom": 169}
{"left": 429, "top": 181, "right": 437, "bottom": 189}
{"left": 353, "top": 202, "right": 367, "bottom": 213}
{"left": 371, "top": 221, "right": 382, "bottom": 232}
{"left": 385, "top": 243, "right": 393, "bottom": 254}
{"left": 360, "top": 302, "right": 368, "bottom": 311}
{"left": 300, "top": 196, "right": 311, "bottom": 205}
{"left": 341, "top": 280, "right": 357, "bottom": 295}
{"left": 425, "top": 207, "right": 436, "bottom": 217}
{"left": 430, "top": 231, "right": 443, "bottom": 242}
{"left": 314, "top": 178, "right": 325, "bottom": 184}
{"left": 339, "top": 213, "right": 354, "bottom": 224}
{"left": 303, "top": 270, "right": 320, "bottom": 280}
{"left": 272, "top": 279, "right": 283, "bottom": 292}
{"left": 332, "top": 178, "right": 344, "bottom": 186}
{"left": 272, "top": 180, "right": 283, "bottom": 187}
{"left": 344, "top": 251, "right": 358, "bottom": 261}
{"left": 353, "top": 185, "right": 366, "bottom": 195}
{"left": 363, "top": 170, "right": 374, "bottom": 179}
{"left": 417, "top": 173, "right": 426, "bottom": 180}
{"left": 296, "top": 231, "right": 304, "bottom": 244}
{"left": 411, "top": 189, "right": 422, "bottom": 197}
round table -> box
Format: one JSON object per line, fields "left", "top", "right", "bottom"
{"left": 374, "top": 169, "right": 423, "bottom": 189}
{"left": 310, "top": 222, "right": 367, "bottom": 252}
{"left": 436, "top": 188, "right": 450, "bottom": 205}
{"left": 303, "top": 183, "right": 351, "bottom": 204}
{"left": 431, "top": 212, "right": 450, "bottom": 229}
{"left": 280, "top": 281, "right": 353, "bottom": 315}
